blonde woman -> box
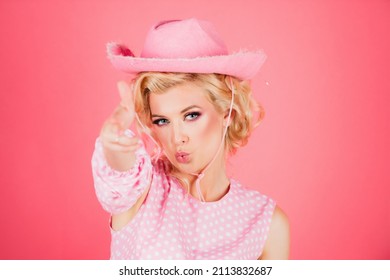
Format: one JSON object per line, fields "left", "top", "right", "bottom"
{"left": 92, "top": 18, "right": 289, "bottom": 259}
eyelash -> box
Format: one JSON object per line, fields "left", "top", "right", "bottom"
{"left": 152, "top": 112, "right": 201, "bottom": 126}
{"left": 185, "top": 112, "right": 201, "bottom": 120}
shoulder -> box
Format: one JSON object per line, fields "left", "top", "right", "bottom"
{"left": 232, "top": 180, "right": 274, "bottom": 209}
{"left": 259, "top": 205, "right": 290, "bottom": 260}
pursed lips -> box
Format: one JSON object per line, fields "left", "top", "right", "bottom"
{"left": 175, "top": 151, "right": 190, "bottom": 163}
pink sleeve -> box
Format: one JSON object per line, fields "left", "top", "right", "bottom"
{"left": 91, "top": 137, "right": 152, "bottom": 215}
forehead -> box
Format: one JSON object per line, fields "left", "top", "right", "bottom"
{"left": 149, "top": 82, "right": 213, "bottom": 114}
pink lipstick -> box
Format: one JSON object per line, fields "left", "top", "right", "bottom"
{"left": 175, "top": 152, "right": 190, "bottom": 163}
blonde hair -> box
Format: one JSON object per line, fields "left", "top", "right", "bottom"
{"left": 132, "top": 72, "right": 264, "bottom": 155}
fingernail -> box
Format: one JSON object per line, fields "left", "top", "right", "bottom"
{"left": 123, "top": 129, "right": 135, "bottom": 138}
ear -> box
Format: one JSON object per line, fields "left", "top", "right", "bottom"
{"left": 223, "top": 110, "right": 235, "bottom": 127}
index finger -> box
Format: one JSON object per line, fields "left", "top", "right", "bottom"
{"left": 117, "top": 80, "right": 134, "bottom": 111}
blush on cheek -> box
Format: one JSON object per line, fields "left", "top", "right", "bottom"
{"left": 197, "top": 114, "right": 223, "bottom": 146}
{"left": 155, "top": 131, "right": 168, "bottom": 148}
{"left": 153, "top": 128, "right": 175, "bottom": 159}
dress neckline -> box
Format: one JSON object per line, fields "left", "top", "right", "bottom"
{"left": 170, "top": 176, "right": 236, "bottom": 205}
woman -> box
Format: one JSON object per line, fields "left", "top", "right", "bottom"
{"left": 92, "top": 18, "right": 290, "bottom": 259}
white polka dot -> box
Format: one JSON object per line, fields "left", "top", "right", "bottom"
{"left": 95, "top": 149, "right": 275, "bottom": 260}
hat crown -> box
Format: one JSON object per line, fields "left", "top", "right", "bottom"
{"left": 141, "top": 18, "right": 229, "bottom": 59}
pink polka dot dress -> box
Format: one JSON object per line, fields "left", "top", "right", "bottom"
{"left": 92, "top": 138, "right": 276, "bottom": 260}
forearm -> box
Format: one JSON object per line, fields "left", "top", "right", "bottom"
{"left": 92, "top": 138, "right": 152, "bottom": 214}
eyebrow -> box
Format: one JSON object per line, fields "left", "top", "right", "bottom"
{"left": 151, "top": 105, "right": 201, "bottom": 118}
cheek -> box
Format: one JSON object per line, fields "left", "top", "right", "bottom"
{"left": 194, "top": 114, "right": 223, "bottom": 142}
{"left": 152, "top": 128, "right": 170, "bottom": 148}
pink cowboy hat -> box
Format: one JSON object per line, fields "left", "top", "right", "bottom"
{"left": 107, "top": 18, "right": 267, "bottom": 80}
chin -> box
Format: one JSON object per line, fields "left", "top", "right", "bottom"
{"left": 175, "top": 161, "right": 210, "bottom": 177}
{"left": 173, "top": 162, "right": 195, "bottom": 173}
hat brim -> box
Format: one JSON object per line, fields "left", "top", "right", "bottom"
{"left": 107, "top": 42, "right": 266, "bottom": 80}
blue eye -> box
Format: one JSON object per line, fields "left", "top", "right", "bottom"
{"left": 152, "top": 118, "right": 169, "bottom": 126}
{"left": 185, "top": 112, "right": 201, "bottom": 121}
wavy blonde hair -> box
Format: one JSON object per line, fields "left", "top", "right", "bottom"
{"left": 132, "top": 72, "right": 264, "bottom": 155}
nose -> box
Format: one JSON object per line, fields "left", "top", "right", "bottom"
{"left": 172, "top": 121, "right": 189, "bottom": 145}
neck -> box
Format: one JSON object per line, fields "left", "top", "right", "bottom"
{"left": 185, "top": 153, "right": 230, "bottom": 202}
{"left": 192, "top": 171, "right": 230, "bottom": 202}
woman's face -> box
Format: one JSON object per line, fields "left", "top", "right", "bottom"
{"left": 149, "top": 82, "right": 226, "bottom": 174}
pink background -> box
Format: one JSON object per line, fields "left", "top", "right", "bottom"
{"left": 0, "top": 0, "right": 389, "bottom": 259}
